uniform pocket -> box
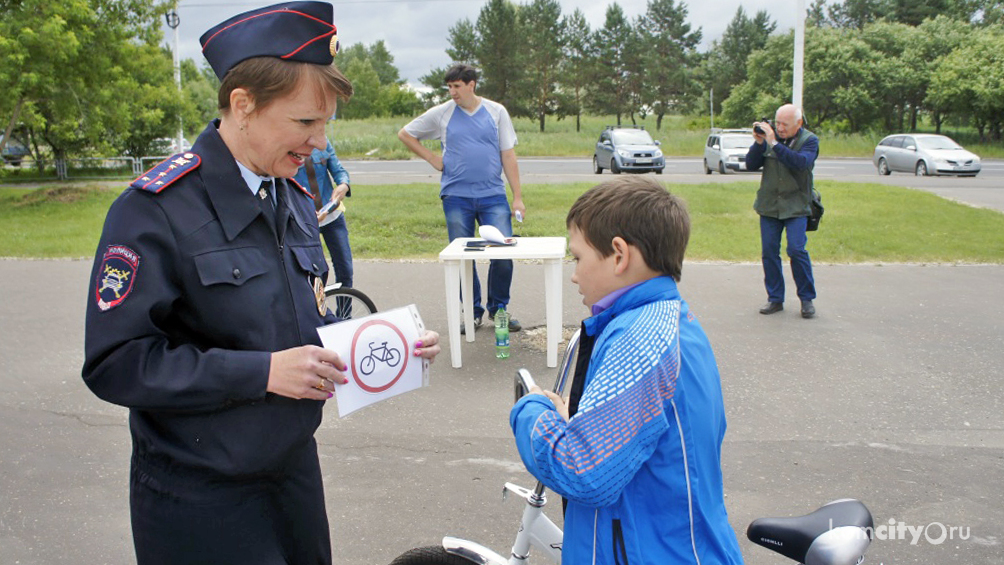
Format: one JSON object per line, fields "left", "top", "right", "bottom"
{"left": 192, "top": 247, "right": 268, "bottom": 287}
{"left": 290, "top": 244, "right": 327, "bottom": 279}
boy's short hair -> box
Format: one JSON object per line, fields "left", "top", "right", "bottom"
{"left": 567, "top": 177, "right": 690, "bottom": 281}
{"left": 444, "top": 64, "right": 478, "bottom": 84}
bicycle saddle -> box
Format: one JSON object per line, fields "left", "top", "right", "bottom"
{"left": 747, "top": 499, "right": 873, "bottom": 565}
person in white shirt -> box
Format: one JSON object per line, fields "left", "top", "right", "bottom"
{"left": 398, "top": 64, "right": 525, "bottom": 334}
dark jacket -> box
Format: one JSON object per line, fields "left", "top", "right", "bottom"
{"left": 746, "top": 127, "right": 818, "bottom": 219}
{"left": 82, "top": 120, "right": 335, "bottom": 479}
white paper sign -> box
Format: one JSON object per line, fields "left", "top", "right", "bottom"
{"left": 317, "top": 304, "right": 429, "bottom": 417}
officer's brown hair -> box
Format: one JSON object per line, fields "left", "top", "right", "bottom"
{"left": 218, "top": 57, "right": 353, "bottom": 113}
{"left": 566, "top": 177, "right": 690, "bottom": 282}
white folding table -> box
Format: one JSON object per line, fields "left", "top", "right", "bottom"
{"left": 439, "top": 237, "right": 566, "bottom": 368}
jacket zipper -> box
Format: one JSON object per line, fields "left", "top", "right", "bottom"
{"left": 613, "top": 519, "right": 630, "bottom": 565}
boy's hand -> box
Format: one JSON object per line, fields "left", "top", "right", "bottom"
{"left": 529, "top": 385, "right": 569, "bottom": 421}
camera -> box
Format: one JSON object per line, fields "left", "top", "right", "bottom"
{"left": 753, "top": 117, "right": 772, "bottom": 135}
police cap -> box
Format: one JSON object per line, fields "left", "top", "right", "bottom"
{"left": 200, "top": 1, "right": 339, "bottom": 80}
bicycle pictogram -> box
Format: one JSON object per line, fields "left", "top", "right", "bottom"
{"left": 359, "top": 341, "right": 402, "bottom": 376}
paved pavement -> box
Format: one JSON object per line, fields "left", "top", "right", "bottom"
{"left": 2, "top": 257, "right": 1003, "bottom": 565}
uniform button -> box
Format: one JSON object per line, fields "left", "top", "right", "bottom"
{"left": 233, "top": 268, "right": 242, "bottom": 279}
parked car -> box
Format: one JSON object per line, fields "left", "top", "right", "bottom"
{"left": 593, "top": 126, "right": 664, "bottom": 174}
{"left": 873, "top": 134, "right": 980, "bottom": 177}
{"left": 704, "top": 129, "right": 754, "bottom": 174}
{"left": 1, "top": 135, "right": 30, "bottom": 167}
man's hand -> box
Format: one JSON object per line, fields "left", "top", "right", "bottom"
{"left": 267, "top": 345, "right": 347, "bottom": 401}
{"left": 512, "top": 198, "right": 526, "bottom": 221}
{"left": 754, "top": 121, "right": 777, "bottom": 146}
{"left": 429, "top": 154, "right": 443, "bottom": 172}
{"left": 529, "top": 385, "right": 569, "bottom": 421}
{"left": 398, "top": 129, "right": 443, "bottom": 171}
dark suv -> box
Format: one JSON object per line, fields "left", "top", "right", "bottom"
{"left": 593, "top": 126, "right": 664, "bottom": 174}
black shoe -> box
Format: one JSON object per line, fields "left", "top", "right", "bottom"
{"left": 800, "top": 300, "right": 816, "bottom": 319}
{"left": 759, "top": 302, "right": 784, "bottom": 315}
{"left": 460, "top": 314, "right": 483, "bottom": 335}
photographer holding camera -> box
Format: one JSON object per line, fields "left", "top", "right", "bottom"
{"left": 746, "top": 103, "right": 819, "bottom": 319}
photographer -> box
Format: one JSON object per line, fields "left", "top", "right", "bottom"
{"left": 746, "top": 104, "right": 818, "bottom": 318}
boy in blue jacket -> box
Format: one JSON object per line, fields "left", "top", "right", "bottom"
{"left": 510, "top": 176, "right": 744, "bottom": 565}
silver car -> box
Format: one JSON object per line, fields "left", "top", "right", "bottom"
{"left": 873, "top": 134, "right": 981, "bottom": 177}
{"left": 704, "top": 129, "right": 754, "bottom": 174}
{"left": 592, "top": 126, "right": 665, "bottom": 174}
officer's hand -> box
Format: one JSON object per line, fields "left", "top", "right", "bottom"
{"left": 429, "top": 155, "right": 444, "bottom": 172}
{"left": 413, "top": 330, "right": 441, "bottom": 364}
{"left": 267, "top": 345, "right": 347, "bottom": 401}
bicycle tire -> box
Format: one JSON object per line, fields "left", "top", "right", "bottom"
{"left": 324, "top": 286, "right": 377, "bottom": 319}
{"left": 389, "top": 546, "right": 474, "bottom": 565}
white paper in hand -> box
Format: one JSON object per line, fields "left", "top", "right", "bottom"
{"left": 316, "top": 305, "right": 429, "bottom": 417}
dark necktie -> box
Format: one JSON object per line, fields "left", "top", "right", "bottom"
{"left": 257, "top": 179, "right": 276, "bottom": 231}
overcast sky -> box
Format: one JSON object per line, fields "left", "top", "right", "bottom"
{"left": 168, "top": 0, "right": 802, "bottom": 87}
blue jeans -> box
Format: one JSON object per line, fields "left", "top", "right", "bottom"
{"left": 320, "top": 214, "right": 354, "bottom": 317}
{"left": 760, "top": 215, "right": 816, "bottom": 303}
{"left": 442, "top": 194, "right": 513, "bottom": 318}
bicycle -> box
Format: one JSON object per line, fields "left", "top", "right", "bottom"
{"left": 360, "top": 340, "right": 402, "bottom": 376}
{"left": 324, "top": 282, "right": 377, "bottom": 320}
{"left": 390, "top": 330, "right": 874, "bottom": 565}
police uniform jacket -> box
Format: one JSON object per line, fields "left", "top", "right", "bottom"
{"left": 83, "top": 120, "right": 335, "bottom": 479}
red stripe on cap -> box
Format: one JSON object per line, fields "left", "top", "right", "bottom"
{"left": 281, "top": 29, "right": 337, "bottom": 59}
{"left": 201, "top": 9, "right": 334, "bottom": 52}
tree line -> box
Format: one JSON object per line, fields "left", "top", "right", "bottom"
{"left": 437, "top": 0, "right": 1004, "bottom": 139}
{"left": 2, "top": 0, "right": 1002, "bottom": 167}
{"left": 0, "top": 0, "right": 418, "bottom": 166}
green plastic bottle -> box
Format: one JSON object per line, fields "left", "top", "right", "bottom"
{"left": 495, "top": 308, "right": 510, "bottom": 359}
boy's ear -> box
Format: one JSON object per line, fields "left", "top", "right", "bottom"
{"left": 610, "top": 236, "right": 631, "bottom": 275}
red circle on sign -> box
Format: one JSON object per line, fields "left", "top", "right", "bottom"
{"left": 350, "top": 319, "right": 409, "bottom": 393}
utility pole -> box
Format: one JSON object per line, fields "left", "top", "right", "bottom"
{"left": 793, "top": 0, "right": 805, "bottom": 108}
{"left": 165, "top": 6, "right": 184, "bottom": 152}
{"left": 709, "top": 87, "right": 714, "bottom": 130}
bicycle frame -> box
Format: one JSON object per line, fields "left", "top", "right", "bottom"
{"left": 441, "top": 331, "right": 581, "bottom": 565}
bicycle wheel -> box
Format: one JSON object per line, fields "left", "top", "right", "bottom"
{"left": 386, "top": 348, "right": 401, "bottom": 368}
{"left": 360, "top": 355, "right": 376, "bottom": 376}
{"left": 324, "top": 286, "right": 377, "bottom": 319}
{"left": 389, "top": 546, "right": 472, "bottom": 565}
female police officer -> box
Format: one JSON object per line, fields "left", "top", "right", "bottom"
{"left": 82, "top": 3, "right": 440, "bottom": 563}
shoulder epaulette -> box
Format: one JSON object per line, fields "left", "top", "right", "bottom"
{"left": 288, "top": 177, "right": 314, "bottom": 199}
{"left": 130, "top": 152, "right": 201, "bottom": 193}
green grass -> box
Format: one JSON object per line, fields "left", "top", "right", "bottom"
{"left": 2, "top": 181, "right": 1003, "bottom": 263}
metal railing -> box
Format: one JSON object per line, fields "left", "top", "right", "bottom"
{"left": 0, "top": 155, "right": 180, "bottom": 183}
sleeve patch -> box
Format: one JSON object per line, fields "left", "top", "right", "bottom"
{"left": 130, "top": 153, "right": 201, "bottom": 193}
{"left": 96, "top": 245, "right": 140, "bottom": 311}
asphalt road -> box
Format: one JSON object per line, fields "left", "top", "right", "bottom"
{"left": 2, "top": 258, "right": 1003, "bottom": 565}
{"left": 344, "top": 157, "right": 1004, "bottom": 213}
